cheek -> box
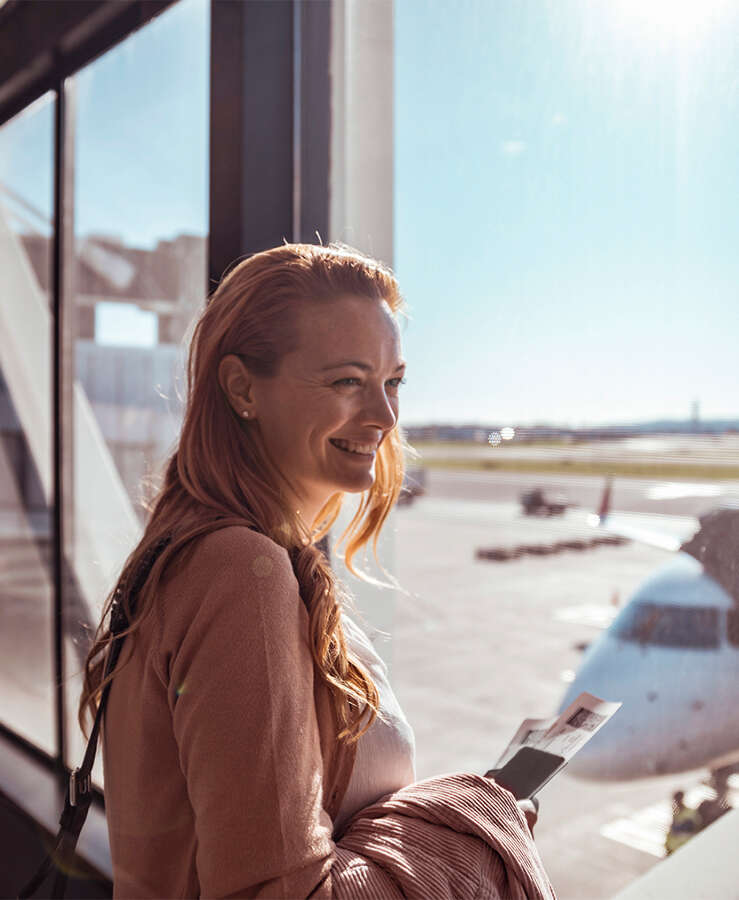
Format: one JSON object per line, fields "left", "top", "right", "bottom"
{"left": 298, "top": 399, "right": 341, "bottom": 446}
{"left": 275, "top": 389, "right": 351, "bottom": 451}
{"left": 316, "top": 392, "right": 354, "bottom": 425}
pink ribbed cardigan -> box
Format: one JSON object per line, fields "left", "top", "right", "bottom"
{"left": 102, "top": 525, "right": 555, "bottom": 898}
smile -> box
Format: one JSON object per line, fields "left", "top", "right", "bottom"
{"left": 329, "top": 438, "right": 377, "bottom": 458}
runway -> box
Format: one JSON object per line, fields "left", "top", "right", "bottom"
{"left": 372, "top": 471, "right": 729, "bottom": 899}
{"left": 420, "top": 466, "right": 739, "bottom": 517}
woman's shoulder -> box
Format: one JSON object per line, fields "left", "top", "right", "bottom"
{"left": 165, "top": 524, "right": 298, "bottom": 588}
{"left": 192, "top": 522, "right": 288, "bottom": 557}
{"left": 156, "top": 525, "right": 301, "bottom": 632}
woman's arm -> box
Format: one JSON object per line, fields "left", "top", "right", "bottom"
{"left": 165, "top": 526, "right": 336, "bottom": 897}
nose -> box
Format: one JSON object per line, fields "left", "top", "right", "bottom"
{"left": 557, "top": 637, "right": 679, "bottom": 780}
{"left": 363, "top": 382, "right": 398, "bottom": 431}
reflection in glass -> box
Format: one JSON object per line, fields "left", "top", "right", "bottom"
{"left": 0, "top": 94, "right": 55, "bottom": 752}
{"left": 64, "top": 0, "right": 209, "bottom": 783}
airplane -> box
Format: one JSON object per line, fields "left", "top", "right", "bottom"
{"left": 558, "top": 480, "right": 739, "bottom": 782}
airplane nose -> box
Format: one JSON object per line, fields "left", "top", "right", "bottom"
{"left": 557, "top": 638, "right": 673, "bottom": 780}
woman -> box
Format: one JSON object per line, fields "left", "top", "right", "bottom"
{"left": 79, "top": 242, "right": 554, "bottom": 898}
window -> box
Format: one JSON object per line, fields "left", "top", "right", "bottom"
{"left": 0, "top": 93, "right": 55, "bottom": 753}
{"left": 63, "top": 0, "right": 209, "bottom": 784}
{"left": 394, "top": 0, "right": 739, "bottom": 893}
{"left": 612, "top": 601, "right": 720, "bottom": 649}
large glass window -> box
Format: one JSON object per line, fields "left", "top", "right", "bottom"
{"left": 63, "top": 0, "right": 209, "bottom": 783}
{"left": 0, "top": 94, "right": 55, "bottom": 753}
{"left": 394, "top": 0, "right": 739, "bottom": 893}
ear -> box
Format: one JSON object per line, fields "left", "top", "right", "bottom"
{"left": 218, "top": 354, "right": 255, "bottom": 417}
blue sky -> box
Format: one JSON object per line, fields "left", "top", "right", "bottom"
{"left": 394, "top": 0, "right": 739, "bottom": 425}
{"left": 0, "top": 0, "right": 737, "bottom": 425}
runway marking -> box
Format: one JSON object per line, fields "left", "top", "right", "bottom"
{"left": 600, "top": 797, "right": 676, "bottom": 858}
{"left": 646, "top": 483, "right": 724, "bottom": 500}
{"left": 599, "top": 778, "right": 739, "bottom": 858}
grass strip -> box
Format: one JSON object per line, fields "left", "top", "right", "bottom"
{"left": 415, "top": 457, "right": 739, "bottom": 480}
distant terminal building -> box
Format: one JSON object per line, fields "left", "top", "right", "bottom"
{"left": 403, "top": 421, "right": 739, "bottom": 443}
{"left": 404, "top": 424, "right": 495, "bottom": 443}
{"left": 405, "top": 424, "right": 594, "bottom": 443}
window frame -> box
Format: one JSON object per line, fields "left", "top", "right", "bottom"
{"left": 0, "top": 0, "right": 332, "bottom": 843}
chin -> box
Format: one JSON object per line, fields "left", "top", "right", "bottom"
{"left": 333, "top": 471, "right": 376, "bottom": 495}
{"left": 341, "top": 476, "right": 375, "bottom": 494}
{"left": 341, "top": 483, "right": 372, "bottom": 496}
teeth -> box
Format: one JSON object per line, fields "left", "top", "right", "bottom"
{"left": 332, "top": 438, "right": 377, "bottom": 455}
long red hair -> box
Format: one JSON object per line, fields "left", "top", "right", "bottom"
{"left": 78, "top": 242, "right": 412, "bottom": 746}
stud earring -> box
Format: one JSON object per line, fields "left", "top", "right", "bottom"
{"left": 241, "top": 410, "right": 249, "bottom": 418}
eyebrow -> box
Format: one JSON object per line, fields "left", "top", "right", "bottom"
{"left": 320, "top": 360, "right": 406, "bottom": 372}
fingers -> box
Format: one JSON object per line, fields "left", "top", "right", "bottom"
{"left": 483, "top": 772, "right": 540, "bottom": 836}
{"left": 517, "top": 799, "right": 538, "bottom": 836}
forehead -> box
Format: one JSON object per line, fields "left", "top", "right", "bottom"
{"left": 292, "top": 295, "right": 402, "bottom": 363}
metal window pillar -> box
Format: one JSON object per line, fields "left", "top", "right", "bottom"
{"left": 52, "top": 63, "right": 78, "bottom": 788}
{"left": 0, "top": 1, "right": 178, "bottom": 128}
{"left": 208, "top": 0, "right": 332, "bottom": 288}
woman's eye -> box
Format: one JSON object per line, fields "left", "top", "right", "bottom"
{"left": 333, "top": 376, "right": 406, "bottom": 388}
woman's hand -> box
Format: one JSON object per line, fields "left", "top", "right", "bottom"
{"left": 484, "top": 768, "right": 539, "bottom": 836}
{"left": 516, "top": 797, "right": 539, "bottom": 836}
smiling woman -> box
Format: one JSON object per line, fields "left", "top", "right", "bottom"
{"left": 217, "top": 291, "right": 407, "bottom": 526}
{"left": 75, "top": 242, "right": 554, "bottom": 898}
{"left": 80, "top": 241, "right": 411, "bottom": 748}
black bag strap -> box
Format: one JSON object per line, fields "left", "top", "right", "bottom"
{"left": 17, "top": 534, "right": 172, "bottom": 900}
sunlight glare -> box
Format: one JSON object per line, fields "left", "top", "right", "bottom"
{"left": 611, "top": 0, "right": 731, "bottom": 40}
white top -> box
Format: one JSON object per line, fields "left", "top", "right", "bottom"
{"left": 332, "top": 611, "right": 417, "bottom": 836}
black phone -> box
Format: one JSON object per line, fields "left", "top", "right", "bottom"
{"left": 487, "top": 747, "right": 566, "bottom": 800}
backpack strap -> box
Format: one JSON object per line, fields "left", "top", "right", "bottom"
{"left": 17, "top": 534, "right": 172, "bottom": 899}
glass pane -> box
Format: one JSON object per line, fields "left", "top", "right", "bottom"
{"left": 64, "top": 0, "right": 210, "bottom": 785}
{"left": 395, "top": 0, "right": 739, "bottom": 895}
{"left": 0, "top": 93, "right": 55, "bottom": 752}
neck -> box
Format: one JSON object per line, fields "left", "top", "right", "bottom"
{"left": 287, "top": 486, "right": 337, "bottom": 543}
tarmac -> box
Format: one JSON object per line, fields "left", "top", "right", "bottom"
{"left": 365, "top": 469, "right": 732, "bottom": 899}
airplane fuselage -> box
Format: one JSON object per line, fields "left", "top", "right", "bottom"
{"left": 560, "top": 553, "right": 739, "bottom": 779}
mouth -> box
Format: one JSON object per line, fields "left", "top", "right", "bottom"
{"left": 329, "top": 438, "right": 378, "bottom": 458}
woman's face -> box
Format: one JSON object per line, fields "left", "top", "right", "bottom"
{"left": 247, "top": 294, "right": 405, "bottom": 523}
